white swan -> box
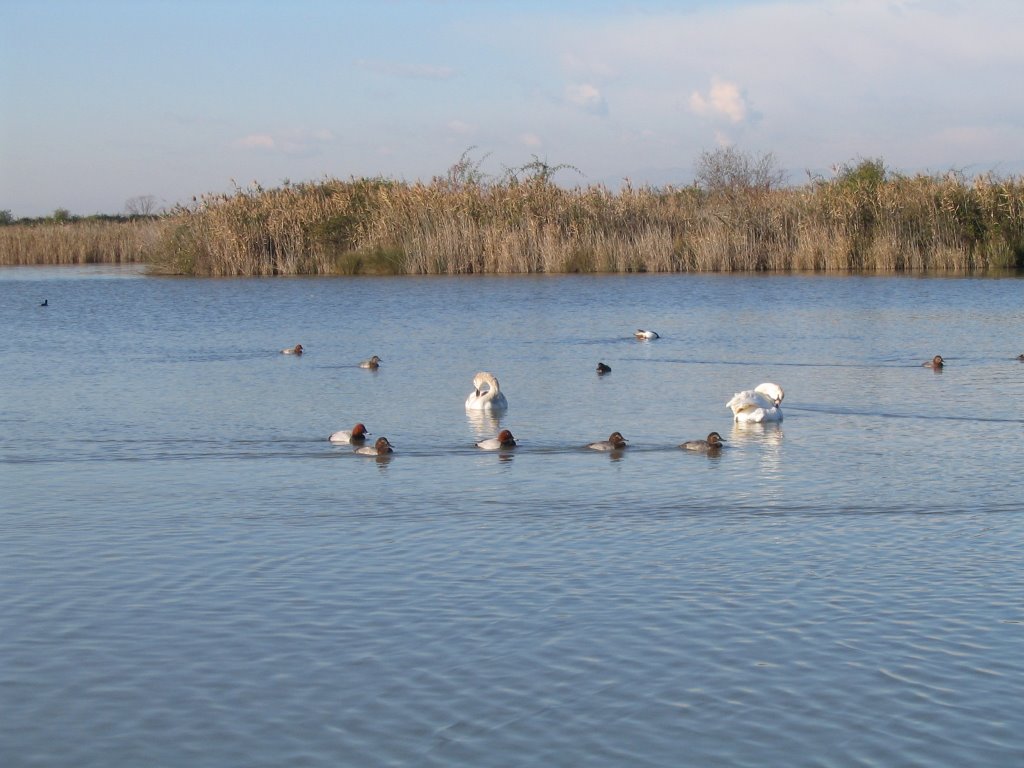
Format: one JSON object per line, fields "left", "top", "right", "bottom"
{"left": 726, "top": 382, "right": 784, "bottom": 423}
{"left": 465, "top": 371, "right": 508, "bottom": 411}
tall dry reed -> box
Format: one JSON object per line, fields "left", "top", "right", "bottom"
{"left": 21, "top": 172, "right": 1024, "bottom": 276}
{"left": 0, "top": 219, "right": 160, "bottom": 266}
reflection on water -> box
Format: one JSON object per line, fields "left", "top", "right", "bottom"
{"left": 464, "top": 407, "right": 504, "bottom": 439}
{"left": 3, "top": 268, "right": 1024, "bottom": 768}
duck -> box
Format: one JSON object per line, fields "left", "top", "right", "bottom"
{"left": 281, "top": 344, "right": 303, "bottom": 355}
{"left": 40, "top": 299, "right": 48, "bottom": 307}
{"left": 586, "top": 431, "right": 628, "bottom": 451}
{"left": 726, "top": 382, "right": 784, "bottom": 423}
{"left": 328, "top": 423, "right": 370, "bottom": 444}
{"left": 354, "top": 436, "right": 393, "bottom": 455}
{"left": 359, "top": 355, "right": 382, "bottom": 369}
{"left": 680, "top": 431, "right": 725, "bottom": 452}
{"left": 1018, "top": 353, "right": 1024, "bottom": 361}
{"left": 923, "top": 355, "right": 944, "bottom": 369}
{"left": 634, "top": 329, "right": 659, "bottom": 340}
{"left": 465, "top": 371, "right": 508, "bottom": 411}
{"left": 476, "top": 429, "right": 516, "bottom": 450}
{"left": 596, "top": 362, "right": 612, "bottom": 374}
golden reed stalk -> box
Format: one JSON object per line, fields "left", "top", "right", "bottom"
{"left": 0, "top": 219, "right": 159, "bottom": 266}
{"left": 6, "top": 173, "right": 1023, "bottom": 275}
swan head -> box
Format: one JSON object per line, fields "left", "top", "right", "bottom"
{"left": 472, "top": 371, "right": 500, "bottom": 393}
{"left": 607, "top": 432, "right": 628, "bottom": 448}
{"left": 754, "top": 382, "right": 785, "bottom": 406}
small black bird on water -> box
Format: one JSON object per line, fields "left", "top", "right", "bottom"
{"left": 40, "top": 299, "right": 48, "bottom": 306}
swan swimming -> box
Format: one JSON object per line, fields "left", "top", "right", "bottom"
{"left": 465, "top": 371, "right": 508, "bottom": 411}
{"left": 726, "top": 382, "right": 784, "bottom": 423}
{"left": 476, "top": 429, "right": 516, "bottom": 450}
{"left": 281, "top": 344, "right": 303, "bottom": 355}
{"left": 923, "top": 355, "right": 944, "bottom": 369}
{"left": 634, "top": 329, "right": 659, "bottom": 340}
{"left": 680, "top": 432, "right": 725, "bottom": 452}
{"left": 586, "top": 432, "right": 628, "bottom": 451}
{"left": 359, "top": 355, "right": 382, "bottom": 369}
{"left": 355, "top": 436, "right": 393, "bottom": 455}
{"left": 329, "top": 423, "right": 370, "bottom": 444}
{"left": 596, "top": 362, "right": 612, "bottom": 374}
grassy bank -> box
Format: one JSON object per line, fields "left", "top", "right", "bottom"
{"left": 0, "top": 217, "right": 161, "bottom": 266}
{"left": 150, "top": 169, "right": 1024, "bottom": 276}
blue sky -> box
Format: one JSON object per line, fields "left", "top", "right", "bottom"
{"left": 2, "top": 0, "right": 1023, "bottom": 217}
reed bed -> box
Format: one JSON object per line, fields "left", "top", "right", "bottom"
{"left": 0, "top": 219, "right": 160, "bottom": 266}
{"left": 148, "top": 172, "right": 1024, "bottom": 276}
{"left": 10, "top": 170, "right": 1024, "bottom": 275}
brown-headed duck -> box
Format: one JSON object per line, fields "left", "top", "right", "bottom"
{"left": 329, "top": 423, "right": 370, "bottom": 444}
{"left": 586, "top": 431, "right": 628, "bottom": 451}
{"left": 355, "top": 436, "right": 393, "bottom": 455}
{"left": 476, "top": 429, "right": 516, "bottom": 450}
{"left": 680, "top": 431, "right": 726, "bottom": 452}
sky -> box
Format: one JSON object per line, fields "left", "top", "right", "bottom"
{"left": 2, "top": 0, "right": 1023, "bottom": 218}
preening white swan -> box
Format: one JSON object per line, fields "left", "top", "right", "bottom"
{"left": 726, "top": 383, "right": 784, "bottom": 423}
{"left": 465, "top": 371, "right": 508, "bottom": 411}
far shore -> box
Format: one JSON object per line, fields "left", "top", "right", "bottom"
{"left": 4, "top": 161, "right": 1023, "bottom": 277}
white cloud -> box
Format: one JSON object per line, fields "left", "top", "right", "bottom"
{"left": 520, "top": 133, "right": 543, "bottom": 148}
{"left": 448, "top": 120, "right": 477, "bottom": 136}
{"left": 689, "top": 78, "right": 748, "bottom": 124}
{"left": 235, "top": 134, "right": 276, "bottom": 150}
{"left": 233, "top": 129, "right": 333, "bottom": 156}
{"left": 565, "top": 83, "right": 608, "bottom": 116}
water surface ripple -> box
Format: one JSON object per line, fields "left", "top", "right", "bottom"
{"left": 2, "top": 267, "right": 1023, "bottom": 767}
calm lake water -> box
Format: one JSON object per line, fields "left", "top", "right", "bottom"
{"left": 2, "top": 264, "right": 1024, "bottom": 767}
